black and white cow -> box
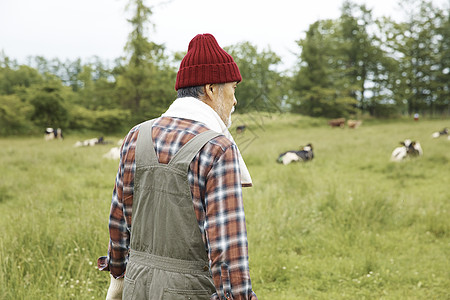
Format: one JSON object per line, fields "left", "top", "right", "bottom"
{"left": 277, "top": 144, "right": 314, "bottom": 165}
{"left": 431, "top": 128, "right": 448, "bottom": 138}
{"left": 44, "top": 128, "right": 63, "bottom": 141}
{"left": 73, "top": 136, "right": 113, "bottom": 147}
{"left": 390, "top": 139, "right": 423, "bottom": 162}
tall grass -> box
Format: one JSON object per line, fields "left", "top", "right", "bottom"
{"left": 1, "top": 115, "right": 449, "bottom": 299}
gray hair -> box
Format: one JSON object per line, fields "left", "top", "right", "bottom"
{"left": 177, "top": 86, "right": 205, "bottom": 99}
{"left": 177, "top": 84, "right": 225, "bottom": 99}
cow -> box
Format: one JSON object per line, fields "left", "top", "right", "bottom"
{"left": 103, "top": 146, "right": 121, "bottom": 160}
{"left": 277, "top": 144, "right": 314, "bottom": 165}
{"left": 328, "top": 118, "right": 346, "bottom": 128}
{"left": 102, "top": 139, "right": 125, "bottom": 159}
{"left": 236, "top": 125, "right": 246, "bottom": 134}
{"left": 44, "top": 128, "right": 63, "bottom": 141}
{"left": 73, "top": 138, "right": 99, "bottom": 147}
{"left": 73, "top": 136, "right": 114, "bottom": 147}
{"left": 431, "top": 128, "right": 448, "bottom": 138}
{"left": 347, "top": 120, "right": 362, "bottom": 129}
{"left": 390, "top": 139, "right": 423, "bottom": 162}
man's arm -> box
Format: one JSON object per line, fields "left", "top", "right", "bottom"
{"left": 98, "top": 128, "right": 139, "bottom": 279}
{"left": 205, "top": 144, "right": 257, "bottom": 300}
{"left": 107, "top": 165, "right": 129, "bottom": 278}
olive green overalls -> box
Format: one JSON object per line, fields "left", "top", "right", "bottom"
{"left": 123, "top": 120, "right": 220, "bottom": 300}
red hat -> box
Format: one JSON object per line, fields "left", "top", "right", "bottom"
{"left": 175, "top": 33, "right": 242, "bottom": 90}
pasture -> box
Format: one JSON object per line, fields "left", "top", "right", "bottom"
{"left": 0, "top": 114, "right": 449, "bottom": 299}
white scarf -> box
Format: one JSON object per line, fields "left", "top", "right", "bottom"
{"left": 161, "top": 97, "right": 252, "bottom": 187}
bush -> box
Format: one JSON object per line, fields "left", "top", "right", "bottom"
{"left": 28, "top": 86, "right": 69, "bottom": 128}
{"left": 93, "top": 108, "right": 131, "bottom": 133}
{"left": 68, "top": 105, "right": 131, "bottom": 133}
{"left": 0, "top": 95, "right": 34, "bottom": 135}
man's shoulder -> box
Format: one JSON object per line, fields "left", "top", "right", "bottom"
{"left": 207, "top": 134, "right": 234, "bottom": 153}
{"left": 153, "top": 116, "right": 235, "bottom": 151}
{"left": 127, "top": 117, "right": 236, "bottom": 158}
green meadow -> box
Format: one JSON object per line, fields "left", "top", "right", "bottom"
{"left": 1, "top": 114, "right": 449, "bottom": 299}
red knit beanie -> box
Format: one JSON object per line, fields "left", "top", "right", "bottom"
{"left": 175, "top": 33, "right": 242, "bottom": 91}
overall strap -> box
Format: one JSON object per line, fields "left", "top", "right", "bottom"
{"left": 168, "top": 130, "right": 221, "bottom": 173}
{"left": 135, "top": 119, "right": 158, "bottom": 168}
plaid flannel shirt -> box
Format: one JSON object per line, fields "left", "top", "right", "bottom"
{"left": 98, "top": 116, "right": 257, "bottom": 300}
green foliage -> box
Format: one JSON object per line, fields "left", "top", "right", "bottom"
{"left": 0, "top": 65, "right": 44, "bottom": 95}
{"left": 125, "top": 0, "right": 154, "bottom": 67}
{"left": 0, "top": 95, "right": 34, "bottom": 135}
{"left": 292, "top": 19, "right": 360, "bottom": 117}
{"left": 27, "top": 84, "right": 69, "bottom": 128}
{"left": 225, "top": 42, "right": 285, "bottom": 112}
{"left": 115, "top": 0, "right": 178, "bottom": 123}
{"left": 292, "top": 0, "right": 449, "bottom": 118}
{"left": 379, "top": 0, "right": 449, "bottom": 115}
{"left": 72, "top": 65, "right": 119, "bottom": 110}
{"left": 68, "top": 105, "right": 131, "bottom": 134}
{"left": 93, "top": 109, "right": 132, "bottom": 133}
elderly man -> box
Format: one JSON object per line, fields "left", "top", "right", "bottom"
{"left": 98, "top": 33, "right": 257, "bottom": 300}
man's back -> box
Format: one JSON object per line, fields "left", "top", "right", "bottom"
{"left": 101, "top": 116, "right": 256, "bottom": 299}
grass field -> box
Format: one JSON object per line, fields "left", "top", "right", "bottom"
{"left": 1, "top": 114, "right": 449, "bottom": 299}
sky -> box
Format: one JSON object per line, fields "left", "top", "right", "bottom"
{"left": 0, "top": 0, "right": 448, "bottom": 71}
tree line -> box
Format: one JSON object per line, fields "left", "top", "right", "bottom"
{"left": 0, "top": 0, "right": 448, "bottom": 136}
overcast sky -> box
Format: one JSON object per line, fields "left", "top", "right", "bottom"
{"left": 0, "top": 0, "right": 448, "bottom": 70}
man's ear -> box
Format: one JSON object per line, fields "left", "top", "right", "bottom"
{"left": 204, "top": 84, "right": 215, "bottom": 100}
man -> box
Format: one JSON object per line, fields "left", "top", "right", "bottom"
{"left": 98, "top": 33, "right": 257, "bottom": 300}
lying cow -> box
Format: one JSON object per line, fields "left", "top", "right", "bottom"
{"left": 328, "top": 118, "right": 346, "bottom": 128}
{"left": 103, "top": 139, "right": 125, "bottom": 160}
{"left": 277, "top": 144, "right": 314, "bottom": 165}
{"left": 73, "top": 138, "right": 99, "bottom": 147}
{"left": 236, "top": 125, "right": 246, "bottom": 134}
{"left": 390, "top": 139, "right": 423, "bottom": 162}
{"left": 431, "top": 128, "right": 448, "bottom": 138}
{"left": 44, "top": 128, "right": 63, "bottom": 141}
{"left": 103, "top": 146, "right": 121, "bottom": 160}
{"left": 347, "top": 120, "right": 362, "bottom": 129}
{"left": 73, "top": 136, "right": 113, "bottom": 147}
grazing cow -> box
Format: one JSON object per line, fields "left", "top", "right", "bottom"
{"left": 44, "top": 128, "right": 63, "bottom": 141}
{"left": 103, "top": 147, "right": 121, "bottom": 160}
{"left": 328, "top": 118, "right": 346, "bottom": 128}
{"left": 431, "top": 128, "right": 448, "bottom": 138}
{"left": 347, "top": 120, "right": 362, "bottom": 129}
{"left": 390, "top": 139, "right": 423, "bottom": 162}
{"left": 236, "top": 125, "right": 246, "bottom": 134}
{"left": 277, "top": 143, "right": 314, "bottom": 165}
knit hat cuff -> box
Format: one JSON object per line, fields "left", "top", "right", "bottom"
{"left": 175, "top": 63, "right": 242, "bottom": 90}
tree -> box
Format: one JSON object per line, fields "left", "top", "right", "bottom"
{"left": 383, "top": 0, "right": 449, "bottom": 116}
{"left": 117, "top": 0, "right": 176, "bottom": 122}
{"left": 0, "top": 94, "right": 34, "bottom": 135}
{"left": 433, "top": 5, "right": 450, "bottom": 115}
{"left": 27, "top": 84, "right": 69, "bottom": 128}
{"left": 225, "top": 42, "right": 284, "bottom": 112}
{"left": 292, "top": 19, "right": 358, "bottom": 117}
{"left": 0, "top": 64, "right": 44, "bottom": 95}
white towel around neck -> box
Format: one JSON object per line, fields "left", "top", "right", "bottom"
{"left": 161, "top": 97, "right": 252, "bottom": 187}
